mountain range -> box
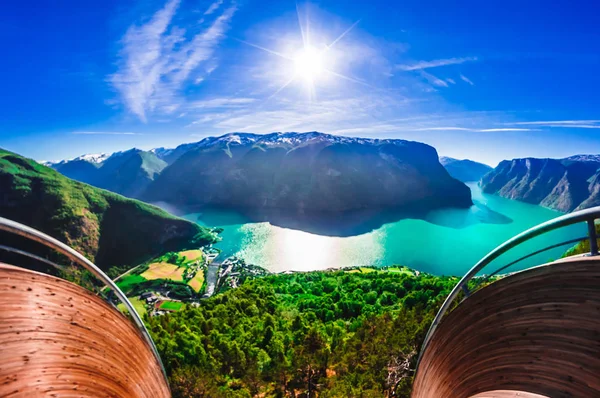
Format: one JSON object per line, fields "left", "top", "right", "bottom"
{"left": 47, "top": 132, "right": 600, "bottom": 215}
{"left": 49, "top": 148, "right": 167, "bottom": 198}
{"left": 142, "top": 132, "right": 473, "bottom": 214}
{"left": 439, "top": 157, "right": 493, "bottom": 182}
{"left": 0, "top": 149, "right": 217, "bottom": 271}
{"left": 481, "top": 155, "right": 600, "bottom": 212}
{"left": 49, "top": 132, "right": 473, "bottom": 217}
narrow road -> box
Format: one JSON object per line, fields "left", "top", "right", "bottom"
{"left": 203, "top": 262, "right": 220, "bottom": 297}
{"left": 112, "top": 263, "right": 143, "bottom": 282}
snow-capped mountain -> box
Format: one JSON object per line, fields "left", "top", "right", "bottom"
{"left": 48, "top": 148, "right": 166, "bottom": 198}
{"left": 140, "top": 131, "right": 473, "bottom": 216}
{"left": 150, "top": 142, "right": 204, "bottom": 164}
{"left": 46, "top": 153, "right": 110, "bottom": 167}
{"left": 564, "top": 154, "right": 600, "bottom": 163}
{"left": 73, "top": 153, "right": 111, "bottom": 163}
{"left": 149, "top": 131, "right": 416, "bottom": 163}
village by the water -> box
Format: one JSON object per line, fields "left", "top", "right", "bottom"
{"left": 111, "top": 244, "right": 270, "bottom": 318}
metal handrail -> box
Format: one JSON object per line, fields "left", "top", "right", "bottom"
{"left": 0, "top": 217, "right": 169, "bottom": 388}
{"left": 471, "top": 236, "right": 588, "bottom": 290}
{"left": 0, "top": 244, "right": 66, "bottom": 271}
{"left": 415, "top": 205, "right": 600, "bottom": 369}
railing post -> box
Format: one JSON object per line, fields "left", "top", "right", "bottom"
{"left": 588, "top": 219, "right": 598, "bottom": 256}
{"left": 461, "top": 285, "right": 470, "bottom": 297}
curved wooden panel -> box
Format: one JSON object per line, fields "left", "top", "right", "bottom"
{"left": 413, "top": 257, "right": 600, "bottom": 398}
{"left": 0, "top": 263, "right": 170, "bottom": 397}
{"left": 470, "top": 392, "right": 547, "bottom": 398}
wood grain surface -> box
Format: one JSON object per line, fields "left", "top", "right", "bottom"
{"left": 412, "top": 256, "right": 600, "bottom": 398}
{"left": 0, "top": 263, "right": 170, "bottom": 397}
{"left": 470, "top": 391, "right": 547, "bottom": 398}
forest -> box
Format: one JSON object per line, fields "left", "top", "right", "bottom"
{"left": 147, "top": 268, "right": 458, "bottom": 397}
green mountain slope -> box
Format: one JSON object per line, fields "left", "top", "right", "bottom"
{"left": 0, "top": 149, "right": 217, "bottom": 270}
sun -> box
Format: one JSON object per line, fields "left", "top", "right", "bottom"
{"left": 237, "top": 11, "right": 361, "bottom": 99}
{"left": 294, "top": 46, "right": 324, "bottom": 82}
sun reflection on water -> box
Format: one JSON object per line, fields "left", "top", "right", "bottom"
{"left": 236, "top": 222, "right": 384, "bottom": 272}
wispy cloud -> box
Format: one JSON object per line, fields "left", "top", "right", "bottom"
{"left": 189, "top": 97, "right": 257, "bottom": 108}
{"left": 204, "top": 0, "right": 223, "bottom": 15}
{"left": 72, "top": 131, "right": 141, "bottom": 135}
{"left": 510, "top": 120, "right": 600, "bottom": 128}
{"left": 183, "top": 94, "right": 535, "bottom": 136}
{"left": 421, "top": 71, "right": 448, "bottom": 87}
{"left": 478, "top": 128, "right": 536, "bottom": 132}
{"left": 202, "top": 96, "right": 411, "bottom": 132}
{"left": 110, "top": 0, "right": 237, "bottom": 122}
{"left": 415, "top": 127, "right": 472, "bottom": 131}
{"left": 460, "top": 74, "right": 474, "bottom": 85}
{"left": 396, "top": 56, "right": 478, "bottom": 71}
{"left": 415, "top": 127, "right": 537, "bottom": 132}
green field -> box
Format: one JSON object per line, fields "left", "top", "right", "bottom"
{"left": 187, "top": 270, "right": 205, "bottom": 293}
{"left": 386, "top": 267, "right": 414, "bottom": 275}
{"left": 117, "top": 297, "right": 147, "bottom": 317}
{"left": 116, "top": 274, "right": 147, "bottom": 294}
{"left": 158, "top": 300, "right": 184, "bottom": 311}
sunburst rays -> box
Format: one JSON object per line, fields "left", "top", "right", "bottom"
{"left": 238, "top": 5, "right": 361, "bottom": 101}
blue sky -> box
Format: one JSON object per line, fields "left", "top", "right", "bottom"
{"left": 1, "top": 0, "right": 600, "bottom": 166}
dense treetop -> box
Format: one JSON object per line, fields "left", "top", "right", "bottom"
{"left": 148, "top": 268, "right": 459, "bottom": 397}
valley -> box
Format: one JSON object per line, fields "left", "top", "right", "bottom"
{"left": 2, "top": 133, "right": 599, "bottom": 398}
{"left": 5, "top": 2, "right": 600, "bottom": 396}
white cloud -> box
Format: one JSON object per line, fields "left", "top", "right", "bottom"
{"left": 415, "top": 127, "right": 537, "bottom": 132}
{"left": 460, "top": 74, "right": 474, "bottom": 85}
{"left": 204, "top": 0, "right": 223, "bottom": 15}
{"left": 446, "top": 78, "right": 456, "bottom": 85}
{"left": 510, "top": 120, "right": 600, "bottom": 128}
{"left": 188, "top": 96, "right": 522, "bottom": 136}
{"left": 110, "top": 0, "right": 237, "bottom": 122}
{"left": 420, "top": 71, "right": 448, "bottom": 87}
{"left": 189, "top": 97, "right": 257, "bottom": 108}
{"left": 72, "top": 131, "right": 141, "bottom": 135}
{"left": 396, "top": 56, "right": 478, "bottom": 71}
{"left": 478, "top": 128, "right": 537, "bottom": 132}
{"left": 548, "top": 124, "right": 600, "bottom": 129}
{"left": 205, "top": 96, "right": 405, "bottom": 132}
{"left": 415, "top": 127, "right": 473, "bottom": 131}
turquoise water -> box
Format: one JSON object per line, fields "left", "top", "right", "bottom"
{"left": 184, "top": 184, "right": 587, "bottom": 276}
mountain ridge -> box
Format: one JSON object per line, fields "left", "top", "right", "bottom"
{"left": 141, "top": 132, "right": 473, "bottom": 216}
{"left": 0, "top": 148, "right": 217, "bottom": 271}
{"left": 50, "top": 148, "right": 167, "bottom": 198}
{"left": 439, "top": 156, "right": 493, "bottom": 182}
{"left": 481, "top": 156, "right": 600, "bottom": 212}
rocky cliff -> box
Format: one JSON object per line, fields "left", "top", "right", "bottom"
{"left": 142, "top": 132, "right": 472, "bottom": 214}
{"left": 480, "top": 155, "right": 600, "bottom": 212}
